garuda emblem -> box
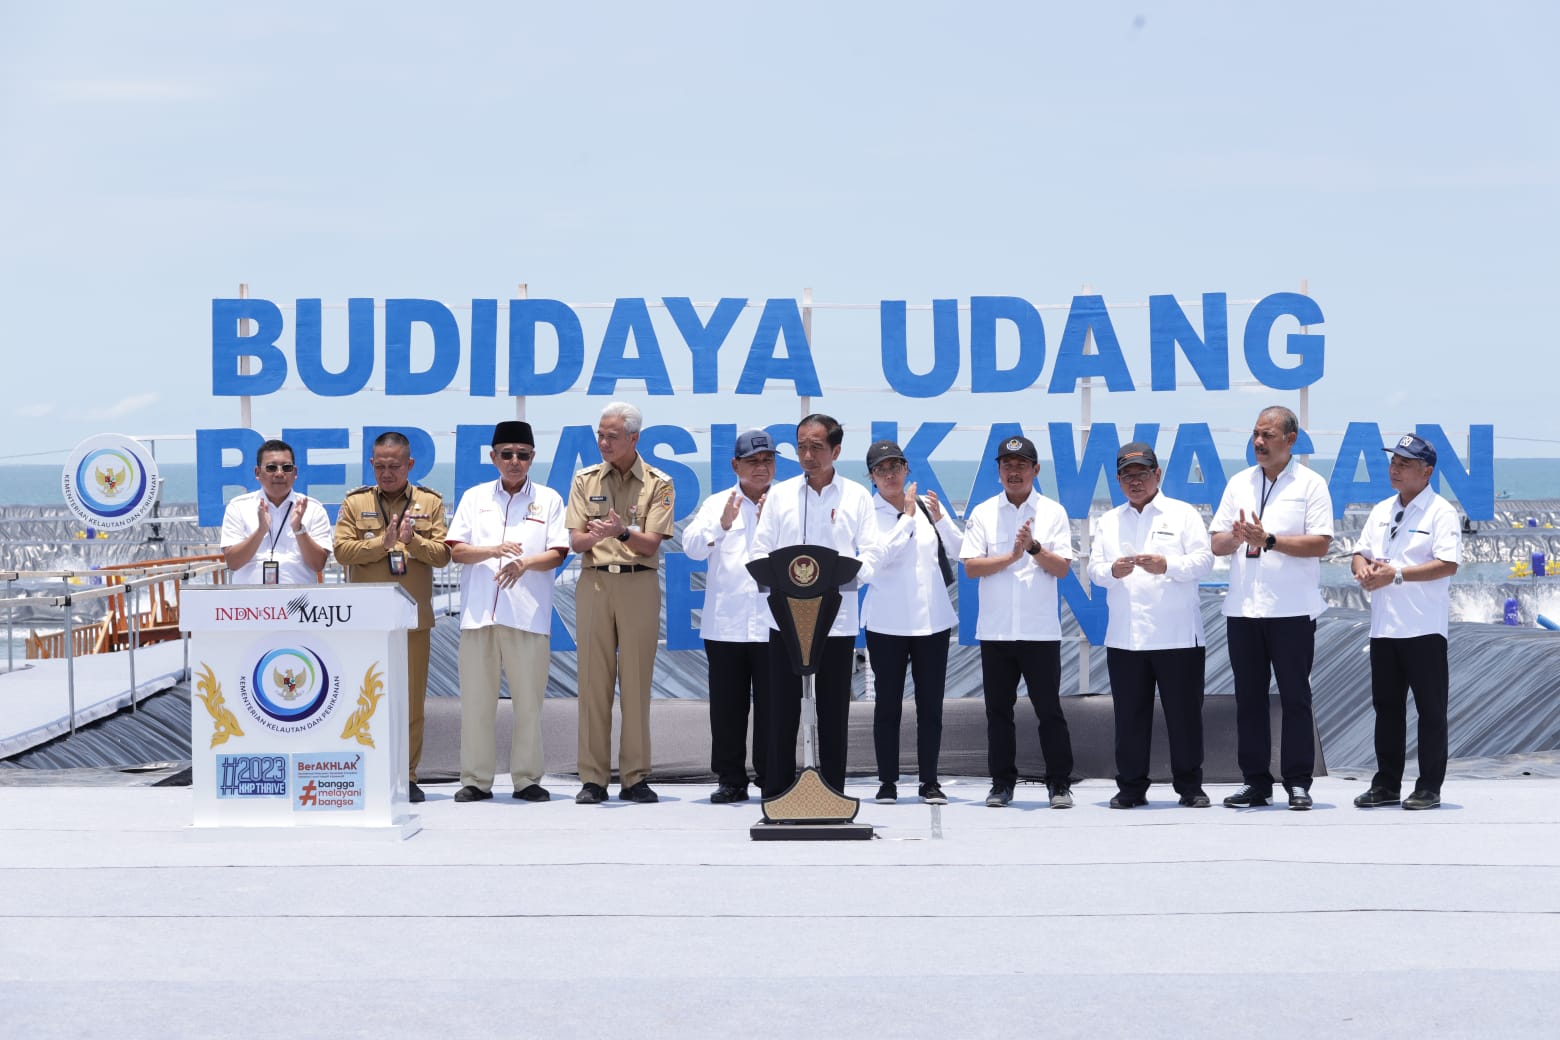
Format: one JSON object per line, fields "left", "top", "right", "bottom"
{"left": 95, "top": 465, "right": 128, "bottom": 496}
{"left": 788, "top": 554, "right": 819, "bottom": 588}
{"left": 272, "top": 666, "right": 303, "bottom": 700}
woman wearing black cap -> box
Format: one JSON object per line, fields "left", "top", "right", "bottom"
{"left": 861, "top": 440, "right": 963, "bottom": 804}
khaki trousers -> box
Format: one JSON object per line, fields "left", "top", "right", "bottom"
{"left": 575, "top": 568, "right": 659, "bottom": 787}
{"left": 458, "top": 625, "right": 551, "bottom": 791}
{"left": 407, "top": 627, "right": 430, "bottom": 782}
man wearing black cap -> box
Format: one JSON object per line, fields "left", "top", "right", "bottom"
{"left": 1087, "top": 442, "right": 1214, "bottom": 808}
{"left": 1351, "top": 434, "right": 1461, "bottom": 811}
{"left": 683, "top": 428, "right": 778, "bottom": 803}
{"left": 335, "top": 431, "right": 451, "bottom": 804}
{"left": 445, "top": 422, "right": 571, "bottom": 803}
{"left": 958, "top": 435, "right": 1077, "bottom": 809}
{"left": 1210, "top": 405, "right": 1334, "bottom": 811}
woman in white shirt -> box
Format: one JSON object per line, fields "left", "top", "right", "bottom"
{"left": 860, "top": 441, "right": 963, "bottom": 805}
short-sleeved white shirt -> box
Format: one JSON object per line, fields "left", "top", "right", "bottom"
{"left": 1210, "top": 461, "right": 1335, "bottom": 620}
{"left": 861, "top": 494, "right": 962, "bottom": 637}
{"left": 959, "top": 490, "right": 1075, "bottom": 642}
{"left": 1087, "top": 492, "right": 1214, "bottom": 650}
{"left": 1355, "top": 488, "right": 1461, "bottom": 639}
{"left": 446, "top": 478, "right": 570, "bottom": 634}
{"left": 748, "top": 471, "right": 906, "bottom": 638}
{"left": 220, "top": 490, "right": 334, "bottom": 585}
{"left": 682, "top": 483, "right": 771, "bottom": 643}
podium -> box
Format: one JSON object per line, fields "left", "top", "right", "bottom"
{"left": 181, "top": 583, "right": 420, "bottom": 837}
{"left": 747, "top": 544, "right": 873, "bottom": 841}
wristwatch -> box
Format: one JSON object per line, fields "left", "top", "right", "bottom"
{"left": 616, "top": 529, "right": 631, "bottom": 542}
{"left": 1025, "top": 541, "right": 1041, "bottom": 557}
{"left": 1264, "top": 533, "right": 1276, "bottom": 552}
{"left": 1392, "top": 567, "right": 1403, "bottom": 586}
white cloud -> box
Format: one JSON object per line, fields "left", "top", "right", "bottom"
{"left": 16, "top": 402, "right": 55, "bottom": 419}
{"left": 39, "top": 78, "right": 208, "bottom": 103}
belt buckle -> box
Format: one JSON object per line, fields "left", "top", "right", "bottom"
{"left": 607, "top": 564, "right": 623, "bottom": 575}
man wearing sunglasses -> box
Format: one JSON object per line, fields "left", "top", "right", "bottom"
{"left": 445, "top": 421, "right": 570, "bottom": 804}
{"left": 335, "top": 431, "right": 452, "bottom": 803}
{"left": 220, "top": 439, "right": 332, "bottom": 585}
{"left": 1350, "top": 434, "right": 1461, "bottom": 812}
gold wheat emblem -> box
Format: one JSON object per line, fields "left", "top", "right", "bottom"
{"left": 339, "top": 664, "right": 384, "bottom": 747}
{"left": 193, "top": 662, "right": 245, "bottom": 748}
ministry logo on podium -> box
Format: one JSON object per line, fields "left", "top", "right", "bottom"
{"left": 60, "top": 433, "right": 161, "bottom": 530}
{"left": 237, "top": 643, "right": 341, "bottom": 733}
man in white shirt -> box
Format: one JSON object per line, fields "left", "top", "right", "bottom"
{"left": 959, "top": 435, "right": 1077, "bottom": 810}
{"left": 749, "top": 414, "right": 906, "bottom": 798}
{"left": 445, "top": 421, "right": 570, "bottom": 803}
{"left": 683, "top": 428, "right": 776, "bottom": 804}
{"left": 1210, "top": 406, "right": 1334, "bottom": 811}
{"left": 1087, "top": 443, "right": 1214, "bottom": 809}
{"left": 220, "top": 439, "right": 332, "bottom": 584}
{"left": 1351, "top": 434, "right": 1461, "bottom": 811}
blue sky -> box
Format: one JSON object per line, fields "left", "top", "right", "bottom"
{"left": 2, "top": 2, "right": 1556, "bottom": 471}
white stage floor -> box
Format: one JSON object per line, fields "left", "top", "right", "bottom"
{"left": 2, "top": 773, "right": 1557, "bottom": 1038}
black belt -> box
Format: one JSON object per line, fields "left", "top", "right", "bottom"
{"left": 585, "top": 564, "right": 655, "bottom": 574}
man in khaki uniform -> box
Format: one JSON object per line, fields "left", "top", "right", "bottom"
{"left": 334, "top": 431, "right": 452, "bottom": 803}
{"left": 566, "top": 401, "right": 675, "bottom": 804}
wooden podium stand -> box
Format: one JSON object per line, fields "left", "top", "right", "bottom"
{"left": 181, "top": 583, "right": 420, "bottom": 837}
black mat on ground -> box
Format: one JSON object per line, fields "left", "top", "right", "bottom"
{"left": 416, "top": 694, "right": 1323, "bottom": 786}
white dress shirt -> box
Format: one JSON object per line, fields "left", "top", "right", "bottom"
{"left": 220, "top": 490, "right": 334, "bottom": 585}
{"left": 861, "top": 494, "right": 962, "bottom": 636}
{"left": 959, "top": 490, "right": 1075, "bottom": 641}
{"left": 682, "top": 483, "right": 771, "bottom": 643}
{"left": 1087, "top": 492, "right": 1214, "bottom": 650}
{"left": 446, "top": 478, "right": 570, "bottom": 634}
{"left": 748, "top": 470, "right": 906, "bottom": 638}
{"left": 1210, "top": 461, "right": 1335, "bottom": 620}
{"left": 1356, "top": 488, "right": 1461, "bottom": 639}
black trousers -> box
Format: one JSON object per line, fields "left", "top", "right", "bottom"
{"left": 1370, "top": 634, "right": 1449, "bottom": 794}
{"left": 1106, "top": 646, "right": 1206, "bottom": 798}
{"left": 867, "top": 629, "right": 950, "bottom": 785}
{"left": 979, "top": 640, "right": 1073, "bottom": 786}
{"left": 1226, "top": 615, "right": 1316, "bottom": 791}
{"left": 764, "top": 633, "right": 855, "bottom": 798}
{"left": 704, "top": 639, "right": 770, "bottom": 789}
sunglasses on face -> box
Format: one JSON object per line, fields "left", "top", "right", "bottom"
{"left": 497, "top": 449, "right": 533, "bottom": 461}
{"left": 262, "top": 463, "right": 296, "bottom": 473}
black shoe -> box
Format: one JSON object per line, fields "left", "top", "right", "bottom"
{"left": 710, "top": 784, "right": 749, "bottom": 804}
{"left": 1178, "top": 792, "right": 1212, "bottom": 808}
{"left": 1110, "top": 792, "right": 1148, "bottom": 809}
{"left": 1286, "top": 785, "right": 1313, "bottom": 811}
{"left": 1222, "top": 784, "right": 1272, "bottom": 808}
{"left": 985, "top": 783, "right": 1013, "bottom": 808}
{"left": 512, "top": 784, "right": 551, "bottom": 802}
{"left": 1403, "top": 789, "right": 1441, "bottom": 811}
{"left": 408, "top": 781, "right": 426, "bottom": 804}
{"left": 1354, "top": 786, "right": 1401, "bottom": 808}
{"left": 1048, "top": 784, "right": 1074, "bottom": 809}
{"left": 919, "top": 782, "right": 948, "bottom": 805}
{"left": 619, "top": 780, "right": 660, "bottom": 803}
{"left": 874, "top": 782, "right": 898, "bottom": 804}
{"left": 575, "top": 782, "right": 608, "bottom": 804}
{"left": 453, "top": 785, "right": 492, "bottom": 803}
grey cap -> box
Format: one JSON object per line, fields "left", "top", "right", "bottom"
{"left": 734, "top": 428, "right": 774, "bottom": 459}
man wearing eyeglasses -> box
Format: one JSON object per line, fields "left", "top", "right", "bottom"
{"left": 1087, "top": 443, "right": 1214, "bottom": 809}
{"left": 683, "top": 428, "right": 778, "bottom": 804}
{"left": 566, "top": 402, "right": 676, "bottom": 805}
{"left": 1350, "top": 434, "right": 1461, "bottom": 812}
{"left": 444, "top": 422, "right": 570, "bottom": 804}
{"left": 220, "top": 439, "right": 332, "bottom": 584}
{"left": 335, "top": 431, "right": 452, "bottom": 803}
{"left": 1210, "top": 405, "right": 1334, "bottom": 811}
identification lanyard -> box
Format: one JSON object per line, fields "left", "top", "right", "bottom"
{"left": 262, "top": 501, "right": 294, "bottom": 584}
{"left": 376, "top": 490, "right": 409, "bottom": 576}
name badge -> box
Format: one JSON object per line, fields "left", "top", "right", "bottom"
{"left": 589, "top": 495, "right": 607, "bottom": 503}
{"left": 262, "top": 560, "right": 280, "bottom": 585}
{"left": 388, "top": 550, "right": 407, "bottom": 576}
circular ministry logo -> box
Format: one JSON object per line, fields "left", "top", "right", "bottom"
{"left": 61, "top": 434, "right": 161, "bottom": 530}
{"left": 788, "top": 554, "right": 820, "bottom": 588}
{"left": 250, "top": 645, "right": 332, "bottom": 726}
